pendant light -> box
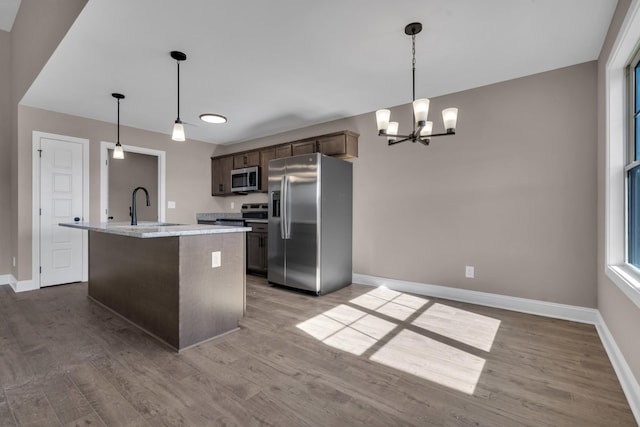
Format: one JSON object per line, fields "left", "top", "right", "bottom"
{"left": 171, "top": 50, "right": 187, "bottom": 141}
{"left": 375, "top": 22, "right": 459, "bottom": 146}
{"left": 112, "top": 93, "right": 125, "bottom": 159}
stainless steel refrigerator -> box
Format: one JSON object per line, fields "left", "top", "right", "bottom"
{"left": 268, "top": 153, "right": 352, "bottom": 295}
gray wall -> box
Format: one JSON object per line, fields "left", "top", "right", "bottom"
{"left": 220, "top": 62, "right": 598, "bottom": 308}
{"left": 0, "top": 30, "right": 10, "bottom": 274}
{"left": 597, "top": 0, "right": 640, "bottom": 385}
{"left": 14, "top": 105, "right": 227, "bottom": 280}
{"left": 108, "top": 150, "right": 159, "bottom": 223}
{"left": 9, "top": 0, "right": 88, "bottom": 280}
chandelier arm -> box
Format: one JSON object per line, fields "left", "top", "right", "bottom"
{"left": 378, "top": 131, "right": 416, "bottom": 139}
{"left": 387, "top": 136, "right": 412, "bottom": 145}
{"left": 425, "top": 130, "right": 456, "bottom": 138}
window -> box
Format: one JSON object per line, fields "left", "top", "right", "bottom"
{"left": 627, "top": 49, "right": 640, "bottom": 268}
{"left": 605, "top": 0, "right": 640, "bottom": 310}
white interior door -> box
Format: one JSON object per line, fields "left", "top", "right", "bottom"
{"left": 39, "top": 137, "right": 85, "bottom": 287}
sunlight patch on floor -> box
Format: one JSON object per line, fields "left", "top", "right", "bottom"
{"left": 370, "top": 329, "right": 486, "bottom": 394}
{"left": 350, "top": 287, "right": 429, "bottom": 321}
{"left": 296, "top": 287, "right": 497, "bottom": 394}
{"left": 412, "top": 303, "right": 501, "bottom": 352}
{"left": 296, "top": 305, "right": 397, "bottom": 355}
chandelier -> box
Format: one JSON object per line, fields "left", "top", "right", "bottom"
{"left": 375, "top": 22, "right": 459, "bottom": 146}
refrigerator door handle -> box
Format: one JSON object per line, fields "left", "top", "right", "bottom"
{"left": 284, "top": 175, "right": 292, "bottom": 239}
{"left": 281, "top": 175, "right": 288, "bottom": 239}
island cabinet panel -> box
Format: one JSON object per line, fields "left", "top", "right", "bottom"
{"left": 179, "top": 232, "right": 245, "bottom": 348}
{"left": 88, "top": 230, "right": 246, "bottom": 351}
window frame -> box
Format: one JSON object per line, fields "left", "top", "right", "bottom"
{"left": 605, "top": 0, "right": 640, "bottom": 311}
{"left": 624, "top": 48, "right": 640, "bottom": 268}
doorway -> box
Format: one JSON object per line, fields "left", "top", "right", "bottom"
{"left": 100, "top": 142, "right": 166, "bottom": 223}
{"left": 32, "top": 131, "right": 89, "bottom": 288}
{"left": 107, "top": 149, "right": 158, "bottom": 222}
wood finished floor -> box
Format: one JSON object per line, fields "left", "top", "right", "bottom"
{"left": 0, "top": 275, "right": 635, "bottom": 426}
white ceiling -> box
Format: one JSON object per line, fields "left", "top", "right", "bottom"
{"left": 0, "top": 0, "right": 21, "bottom": 32}
{"left": 20, "top": 0, "right": 618, "bottom": 145}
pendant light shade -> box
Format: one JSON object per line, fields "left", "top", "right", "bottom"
{"left": 172, "top": 119, "right": 185, "bottom": 141}
{"left": 112, "top": 93, "right": 125, "bottom": 159}
{"left": 113, "top": 143, "right": 124, "bottom": 159}
{"left": 170, "top": 50, "right": 187, "bottom": 141}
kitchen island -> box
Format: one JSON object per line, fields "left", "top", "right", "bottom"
{"left": 60, "top": 222, "right": 251, "bottom": 351}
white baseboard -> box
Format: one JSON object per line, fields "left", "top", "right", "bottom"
{"left": 352, "top": 273, "right": 599, "bottom": 324}
{"left": 352, "top": 273, "right": 640, "bottom": 424}
{"left": 6, "top": 274, "right": 38, "bottom": 293}
{"left": 595, "top": 311, "right": 640, "bottom": 422}
{"left": 0, "top": 274, "right": 11, "bottom": 286}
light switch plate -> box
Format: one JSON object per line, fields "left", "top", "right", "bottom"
{"left": 211, "top": 251, "right": 221, "bottom": 268}
{"left": 168, "top": 201, "right": 176, "bottom": 209}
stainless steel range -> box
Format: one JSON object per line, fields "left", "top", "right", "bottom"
{"left": 241, "top": 203, "right": 268, "bottom": 222}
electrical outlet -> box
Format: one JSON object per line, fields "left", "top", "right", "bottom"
{"left": 230, "top": 202, "right": 235, "bottom": 209}
{"left": 465, "top": 265, "right": 474, "bottom": 278}
{"left": 12, "top": 256, "right": 16, "bottom": 267}
{"left": 211, "top": 251, "right": 221, "bottom": 268}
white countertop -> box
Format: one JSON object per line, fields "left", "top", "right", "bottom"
{"left": 59, "top": 221, "right": 251, "bottom": 238}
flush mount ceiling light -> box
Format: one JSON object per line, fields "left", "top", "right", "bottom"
{"left": 112, "top": 93, "right": 125, "bottom": 159}
{"left": 375, "top": 22, "right": 459, "bottom": 146}
{"left": 199, "top": 113, "right": 227, "bottom": 124}
{"left": 171, "top": 50, "right": 187, "bottom": 141}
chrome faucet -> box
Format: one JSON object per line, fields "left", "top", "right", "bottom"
{"left": 131, "top": 186, "right": 150, "bottom": 225}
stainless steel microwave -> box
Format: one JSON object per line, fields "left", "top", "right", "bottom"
{"left": 231, "top": 166, "right": 260, "bottom": 193}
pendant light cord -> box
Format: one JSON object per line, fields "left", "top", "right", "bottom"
{"left": 411, "top": 32, "right": 416, "bottom": 132}
{"left": 176, "top": 60, "right": 181, "bottom": 121}
{"left": 117, "top": 98, "right": 120, "bottom": 143}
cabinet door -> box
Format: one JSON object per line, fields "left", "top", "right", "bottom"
{"left": 292, "top": 140, "right": 317, "bottom": 156}
{"left": 233, "top": 151, "right": 260, "bottom": 169}
{"left": 318, "top": 134, "right": 346, "bottom": 156}
{"left": 318, "top": 132, "right": 358, "bottom": 158}
{"left": 260, "top": 233, "right": 268, "bottom": 271}
{"left": 247, "top": 231, "right": 264, "bottom": 272}
{"left": 212, "top": 156, "right": 234, "bottom": 196}
{"left": 260, "top": 148, "right": 275, "bottom": 192}
{"left": 275, "top": 144, "right": 292, "bottom": 159}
